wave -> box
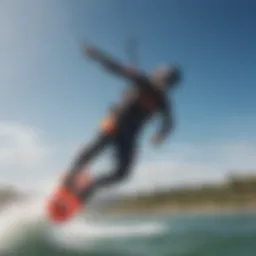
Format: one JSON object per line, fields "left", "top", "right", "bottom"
{"left": 0, "top": 196, "right": 44, "bottom": 252}
{"left": 49, "top": 218, "right": 166, "bottom": 250}
{"left": 0, "top": 183, "right": 167, "bottom": 254}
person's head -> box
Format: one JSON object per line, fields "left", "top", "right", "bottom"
{"left": 151, "top": 65, "right": 182, "bottom": 91}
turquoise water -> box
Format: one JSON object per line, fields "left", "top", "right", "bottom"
{"left": 6, "top": 212, "right": 256, "bottom": 256}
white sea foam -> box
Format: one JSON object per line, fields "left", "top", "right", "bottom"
{"left": 49, "top": 217, "right": 166, "bottom": 250}
{"left": 0, "top": 181, "right": 166, "bottom": 253}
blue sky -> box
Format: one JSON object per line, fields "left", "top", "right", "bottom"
{"left": 1, "top": 0, "right": 256, "bottom": 192}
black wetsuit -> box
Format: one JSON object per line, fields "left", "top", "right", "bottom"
{"left": 67, "top": 54, "right": 173, "bottom": 201}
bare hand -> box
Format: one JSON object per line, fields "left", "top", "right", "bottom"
{"left": 151, "top": 134, "right": 163, "bottom": 147}
{"left": 84, "top": 45, "right": 100, "bottom": 59}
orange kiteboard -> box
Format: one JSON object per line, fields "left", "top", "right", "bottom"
{"left": 46, "top": 171, "right": 92, "bottom": 224}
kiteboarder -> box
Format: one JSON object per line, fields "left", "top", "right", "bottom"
{"left": 64, "top": 45, "right": 182, "bottom": 203}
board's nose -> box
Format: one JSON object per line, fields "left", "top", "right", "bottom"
{"left": 46, "top": 187, "right": 82, "bottom": 223}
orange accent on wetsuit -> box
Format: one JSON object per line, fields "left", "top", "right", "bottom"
{"left": 101, "top": 114, "right": 117, "bottom": 135}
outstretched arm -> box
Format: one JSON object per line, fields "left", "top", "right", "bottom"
{"left": 84, "top": 45, "right": 147, "bottom": 83}
{"left": 152, "top": 98, "right": 173, "bottom": 145}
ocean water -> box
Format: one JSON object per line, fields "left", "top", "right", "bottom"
{"left": 0, "top": 198, "right": 256, "bottom": 256}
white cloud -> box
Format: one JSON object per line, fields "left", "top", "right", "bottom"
{"left": 0, "top": 122, "right": 50, "bottom": 187}
{"left": 0, "top": 121, "right": 255, "bottom": 197}
{"left": 0, "top": 122, "right": 46, "bottom": 167}
{"left": 116, "top": 140, "right": 256, "bottom": 195}
{"left": 0, "top": 121, "right": 85, "bottom": 193}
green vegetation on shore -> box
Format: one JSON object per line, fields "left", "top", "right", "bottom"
{"left": 108, "top": 173, "right": 256, "bottom": 214}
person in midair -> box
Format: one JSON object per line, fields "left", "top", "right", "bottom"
{"left": 64, "top": 45, "right": 182, "bottom": 203}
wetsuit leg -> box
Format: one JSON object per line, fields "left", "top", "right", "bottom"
{"left": 65, "top": 133, "right": 111, "bottom": 187}
{"left": 79, "top": 138, "right": 136, "bottom": 201}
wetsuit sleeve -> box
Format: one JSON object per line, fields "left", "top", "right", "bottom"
{"left": 156, "top": 96, "right": 173, "bottom": 140}
{"left": 85, "top": 46, "right": 148, "bottom": 84}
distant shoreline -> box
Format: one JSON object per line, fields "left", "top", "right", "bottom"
{"left": 105, "top": 173, "right": 256, "bottom": 216}
{"left": 0, "top": 172, "right": 256, "bottom": 218}
{"left": 0, "top": 185, "right": 27, "bottom": 210}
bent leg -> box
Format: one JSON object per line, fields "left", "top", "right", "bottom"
{"left": 80, "top": 139, "right": 136, "bottom": 201}
{"left": 65, "top": 133, "right": 111, "bottom": 187}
